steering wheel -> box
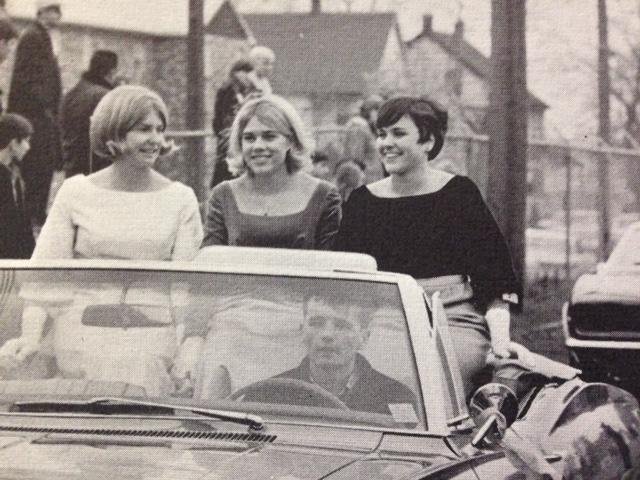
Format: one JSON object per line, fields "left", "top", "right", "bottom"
{"left": 230, "top": 377, "right": 350, "bottom": 410}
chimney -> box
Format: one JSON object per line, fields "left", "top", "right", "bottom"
{"left": 423, "top": 15, "right": 433, "bottom": 34}
{"left": 311, "top": 0, "right": 321, "bottom": 14}
{"left": 454, "top": 19, "right": 464, "bottom": 40}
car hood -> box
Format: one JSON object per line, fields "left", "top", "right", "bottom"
{"left": 572, "top": 271, "right": 640, "bottom": 304}
{"left": 0, "top": 417, "right": 459, "bottom": 480}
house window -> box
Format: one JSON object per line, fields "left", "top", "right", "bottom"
{"left": 445, "top": 68, "right": 463, "bottom": 97}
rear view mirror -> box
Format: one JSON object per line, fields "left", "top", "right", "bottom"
{"left": 81, "top": 304, "right": 173, "bottom": 328}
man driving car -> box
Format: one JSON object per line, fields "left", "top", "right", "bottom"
{"left": 240, "top": 294, "right": 417, "bottom": 416}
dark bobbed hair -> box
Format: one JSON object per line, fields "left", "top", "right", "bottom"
{"left": 376, "top": 96, "right": 448, "bottom": 160}
{"left": 0, "top": 18, "right": 18, "bottom": 41}
{"left": 88, "top": 50, "right": 118, "bottom": 78}
{"left": 229, "top": 59, "right": 254, "bottom": 75}
{"left": 0, "top": 113, "right": 33, "bottom": 150}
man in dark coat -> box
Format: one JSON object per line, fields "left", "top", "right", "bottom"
{"left": 0, "top": 114, "right": 35, "bottom": 259}
{"left": 0, "top": 17, "right": 18, "bottom": 114}
{"left": 210, "top": 59, "right": 255, "bottom": 188}
{"left": 7, "top": 1, "right": 63, "bottom": 226}
{"left": 61, "top": 50, "right": 118, "bottom": 176}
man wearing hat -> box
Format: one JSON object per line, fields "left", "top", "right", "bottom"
{"left": 61, "top": 50, "right": 118, "bottom": 176}
{"left": 8, "top": 0, "right": 63, "bottom": 227}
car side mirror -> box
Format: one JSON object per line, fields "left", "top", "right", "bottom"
{"left": 81, "top": 304, "right": 173, "bottom": 328}
{"left": 468, "top": 383, "right": 518, "bottom": 448}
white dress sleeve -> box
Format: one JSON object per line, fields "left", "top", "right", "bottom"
{"left": 31, "top": 178, "right": 78, "bottom": 260}
{"left": 171, "top": 186, "right": 204, "bottom": 261}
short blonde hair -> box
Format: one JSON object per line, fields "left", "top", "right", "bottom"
{"left": 227, "top": 94, "right": 314, "bottom": 176}
{"left": 249, "top": 45, "right": 276, "bottom": 63}
{"left": 90, "top": 85, "right": 173, "bottom": 160}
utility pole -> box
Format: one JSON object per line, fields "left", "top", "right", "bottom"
{"left": 597, "top": 0, "right": 611, "bottom": 259}
{"left": 487, "top": 0, "right": 528, "bottom": 303}
{"left": 187, "top": 0, "right": 205, "bottom": 201}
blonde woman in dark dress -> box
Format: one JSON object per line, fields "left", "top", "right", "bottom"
{"left": 203, "top": 94, "right": 341, "bottom": 248}
{"left": 174, "top": 94, "right": 341, "bottom": 397}
{"left": 335, "top": 96, "right": 522, "bottom": 397}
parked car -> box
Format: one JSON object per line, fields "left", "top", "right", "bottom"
{"left": 563, "top": 221, "right": 640, "bottom": 395}
{"left": 0, "top": 247, "right": 638, "bottom": 479}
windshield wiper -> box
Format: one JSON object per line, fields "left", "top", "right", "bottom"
{"left": 12, "top": 397, "right": 265, "bottom": 432}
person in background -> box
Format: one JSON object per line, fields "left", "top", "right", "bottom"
{"left": 344, "top": 94, "right": 386, "bottom": 184}
{"left": 0, "top": 17, "right": 18, "bottom": 114}
{"left": 334, "top": 158, "right": 365, "bottom": 203}
{"left": 7, "top": 0, "right": 63, "bottom": 227}
{"left": 310, "top": 150, "right": 333, "bottom": 182}
{"left": 0, "top": 113, "right": 34, "bottom": 258}
{"left": 0, "top": 86, "right": 203, "bottom": 395}
{"left": 0, "top": 0, "right": 9, "bottom": 19}
{"left": 248, "top": 45, "right": 275, "bottom": 96}
{"left": 210, "top": 59, "right": 255, "bottom": 188}
{"left": 335, "top": 96, "right": 521, "bottom": 398}
{"left": 61, "top": 50, "right": 118, "bottom": 177}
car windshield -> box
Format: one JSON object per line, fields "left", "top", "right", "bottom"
{"left": 607, "top": 223, "right": 640, "bottom": 268}
{"left": 0, "top": 267, "right": 425, "bottom": 430}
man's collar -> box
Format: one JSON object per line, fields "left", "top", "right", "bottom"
{"left": 304, "top": 354, "right": 367, "bottom": 398}
{"left": 82, "top": 71, "right": 114, "bottom": 90}
{"left": 0, "top": 153, "right": 13, "bottom": 170}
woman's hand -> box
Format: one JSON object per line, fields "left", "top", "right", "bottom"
{"left": 486, "top": 301, "right": 511, "bottom": 358}
{"left": 0, "top": 336, "right": 41, "bottom": 367}
{"left": 170, "top": 336, "right": 204, "bottom": 389}
{"left": 0, "top": 305, "right": 47, "bottom": 371}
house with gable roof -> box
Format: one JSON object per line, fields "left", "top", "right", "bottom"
{"left": 403, "top": 15, "right": 548, "bottom": 138}
{"left": 208, "top": 8, "right": 403, "bottom": 130}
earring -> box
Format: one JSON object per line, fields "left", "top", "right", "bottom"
{"left": 106, "top": 140, "right": 118, "bottom": 157}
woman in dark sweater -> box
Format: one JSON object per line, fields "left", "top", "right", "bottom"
{"left": 335, "top": 96, "right": 521, "bottom": 396}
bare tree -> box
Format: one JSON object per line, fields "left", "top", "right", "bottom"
{"left": 605, "top": 1, "right": 640, "bottom": 211}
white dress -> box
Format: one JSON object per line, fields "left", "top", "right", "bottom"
{"left": 27, "top": 175, "right": 204, "bottom": 396}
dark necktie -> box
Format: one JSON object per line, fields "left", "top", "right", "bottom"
{"left": 14, "top": 176, "right": 25, "bottom": 214}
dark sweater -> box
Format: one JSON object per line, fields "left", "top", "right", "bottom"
{"left": 334, "top": 176, "right": 520, "bottom": 311}
{"left": 244, "top": 354, "right": 417, "bottom": 416}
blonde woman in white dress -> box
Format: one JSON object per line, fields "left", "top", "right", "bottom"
{"left": 0, "top": 86, "right": 204, "bottom": 395}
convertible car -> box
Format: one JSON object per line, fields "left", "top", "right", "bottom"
{"left": 0, "top": 247, "right": 638, "bottom": 479}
